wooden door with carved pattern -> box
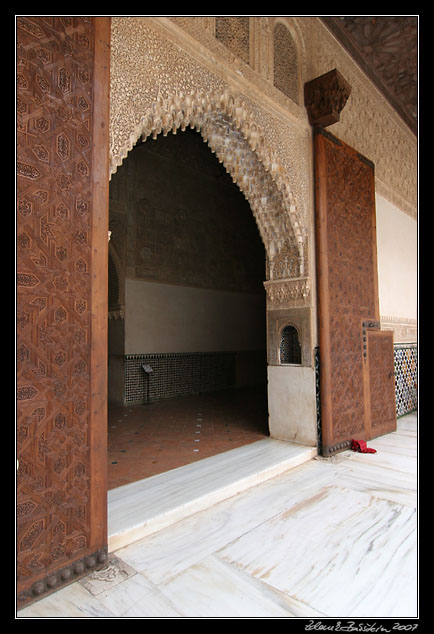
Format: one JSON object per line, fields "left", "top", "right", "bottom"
{"left": 314, "top": 127, "right": 396, "bottom": 456}
{"left": 364, "top": 330, "right": 397, "bottom": 440}
{"left": 16, "top": 16, "right": 110, "bottom": 608}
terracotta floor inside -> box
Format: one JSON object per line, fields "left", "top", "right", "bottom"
{"left": 107, "top": 386, "right": 269, "bottom": 490}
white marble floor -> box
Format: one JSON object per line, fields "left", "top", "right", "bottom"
{"left": 18, "top": 413, "right": 418, "bottom": 619}
{"left": 107, "top": 437, "right": 317, "bottom": 551}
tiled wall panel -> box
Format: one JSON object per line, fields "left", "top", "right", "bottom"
{"left": 124, "top": 352, "right": 237, "bottom": 403}
{"left": 394, "top": 344, "right": 417, "bottom": 417}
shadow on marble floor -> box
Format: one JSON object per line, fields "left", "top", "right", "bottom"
{"left": 17, "top": 412, "right": 418, "bottom": 619}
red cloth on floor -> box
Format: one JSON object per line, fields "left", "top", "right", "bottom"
{"left": 351, "top": 439, "right": 377, "bottom": 454}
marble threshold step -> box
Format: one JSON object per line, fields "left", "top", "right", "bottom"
{"left": 108, "top": 438, "right": 317, "bottom": 551}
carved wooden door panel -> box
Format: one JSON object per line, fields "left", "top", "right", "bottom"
{"left": 365, "top": 330, "right": 397, "bottom": 440}
{"left": 314, "top": 127, "right": 396, "bottom": 455}
{"left": 16, "top": 17, "right": 110, "bottom": 607}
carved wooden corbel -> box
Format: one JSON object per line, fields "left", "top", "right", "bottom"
{"left": 304, "top": 68, "right": 351, "bottom": 127}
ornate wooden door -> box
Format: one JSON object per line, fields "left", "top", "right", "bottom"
{"left": 16, "top": 16, "right": 110, "bottom": 607}
{"left": 364, "top": 330, "right": 397, "bottom": 440}
{"left": 314, "top": 127, "right": 396, "bottom": 456}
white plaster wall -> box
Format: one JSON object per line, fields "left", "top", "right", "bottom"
{"left": 125, "top": 278, "right": 266, "bottom": 355}
{"left": 375, "top": 194, "right": 417, "bottom": 321}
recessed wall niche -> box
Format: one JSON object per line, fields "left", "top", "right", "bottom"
{"left": 267, "top": 307, "right": 312, "bottom": 368}
{"left": 279, "top": 324, "right": 302, "bottom": 365}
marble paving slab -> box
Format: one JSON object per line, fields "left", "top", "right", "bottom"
{"left": 215, "top": 484, "right": 417, "bottom": 618}
{"left": 108, "top": 438, "right": 317, "bottom": 551}
{"left": 115, "top": 460, "right": 345, "bottom": 586}
{"left": 396, "top": 413, "right": 417, "bottom": 431}
{"left": 325, "top": 459, "right": 417, "bottom": 507}
{"left": 78, "top": 554, "right": 137, "bottom": 595}
{"left": 156, "top": 554, "right": 325, "bottom": 618}
{"left": 83, "top": 572, "right": 183, "bottom": 618}
{"left": 18, "top": 413, "right": 417, "bottom": 619}
{"left": 17, "top": 580, "right": 117, "bottom": 618}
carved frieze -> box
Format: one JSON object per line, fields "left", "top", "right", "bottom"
{"left": 264, "top": 276, "right": 311, "bottom": 309}
{"left": 380, "top": 315, "right": 417, "bottom": 343}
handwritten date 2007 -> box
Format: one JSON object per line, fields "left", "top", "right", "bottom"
{"left": 305, "top": 622, "right": 418, "bottom": 633}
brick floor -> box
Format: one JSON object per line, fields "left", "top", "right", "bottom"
{"left": 107, "top": 386, "right": 269, "bottom": 489}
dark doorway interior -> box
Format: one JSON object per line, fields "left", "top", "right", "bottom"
{"left": 107, "top": 128, "right": 269, "bottom": 489}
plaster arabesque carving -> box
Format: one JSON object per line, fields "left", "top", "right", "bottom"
{"left": 110, "top": 87, "right": 307, "bottom": 283}
{"left": 109, "top": 18, "right": 309, "bottom": 288}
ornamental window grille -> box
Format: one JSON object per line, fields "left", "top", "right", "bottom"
{"left": 279, "top": 325, "right": 301, "bottom": 365}
{"left": 273, "top": 23, "right": 299, "bottom": 103}
{"left": 216, "top": 17, "right": 250, "bottom": 65}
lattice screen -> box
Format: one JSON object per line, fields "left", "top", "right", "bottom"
{"left": 394, "top": 343, "right": 417, "bottom": 416}
{"left": 279, "top": 325, "right": 301, "bottom": 364}
{"left": 215, "top": 17, "right": 250, "bottom": 64}
{"left": 273, "top": 23, "right": 299, "bottom": 103}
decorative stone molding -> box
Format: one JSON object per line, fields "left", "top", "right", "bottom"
{"left": 304, "top": 68, "right": 351, "bottom": 127}
{"left": 380, "top": 315, "right": 417, "bottom": 343}
{"left": 264, "top": 276, "right": 311, "bottom": 309}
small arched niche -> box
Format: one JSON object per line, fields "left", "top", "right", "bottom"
{"left": 279, "top": 324, "right": 302, "bottom": 365}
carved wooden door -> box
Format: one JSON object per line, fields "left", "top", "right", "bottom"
{"left": 17, "top": 16, "right": 110, "bottom": 607}
{"left": 365, "top": 330, "right": 397, "bottom": 440}
{"left": 314, "top": 127, "right": 396, "bottom": 455}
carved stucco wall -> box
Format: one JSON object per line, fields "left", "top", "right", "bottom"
{"left": 109, "top": 16, "right": 417, "bottom": 361}
{"left": 109, "top": 17, "right": 416, "bottom": 217}
{"left": 302, "top": 18, "right": 417, "bottom": 221}
{"left": 109, "top": 17, "right": 312, "bottom": 270}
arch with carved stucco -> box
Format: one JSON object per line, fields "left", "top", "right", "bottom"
{"left": 109, "top": 89, "right": 307, "bottom": 281}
